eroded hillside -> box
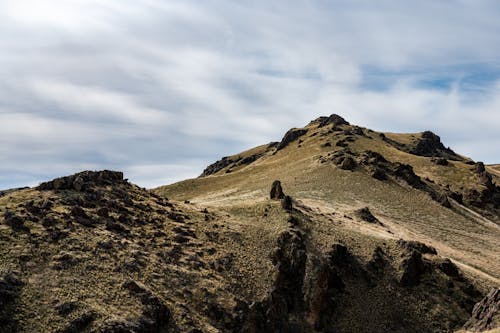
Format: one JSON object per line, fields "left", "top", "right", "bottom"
{"left": 1, "top": 115, "right": 499, "bottom": 333}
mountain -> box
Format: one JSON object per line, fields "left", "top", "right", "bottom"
{"left": 1, "top": 115, "right": 499, "bottom": 333}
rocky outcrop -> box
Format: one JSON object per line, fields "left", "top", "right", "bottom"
{"left": 200, "top": 157, "right": 234, "bottom": 177}
{"left": 354, "top": 207, "right": 380, "bottom": 224}
{"left": 270, "top": 180, "right": 285, "bottom": 200}
{"left": 463, "top": 288, "right": 500, "bottom": 332}
{"left": 0, "top": 271, "right": 24, "bottom": 332}
{"left": 276, "top": 128, "right": 308, "bottom": 151}
{"left": 200, "top": 152, "right": 265, "bottom": 177}
{"left": 243, "top": 229, "right": 308, "bottom": 333}
{"left": 409, "top": 131, "right": 460, "bottom": 160}
{"left": 399, "top": 250, "right": 427, "bottom": 287}
{"left": 38, "top": 170, "right": 124, "bottom": 191}
{"left": 121, "top": 280, "right": 172, "bottom": 333}
{"left": 314, "top": 114, "right": 350, "bottom": 128}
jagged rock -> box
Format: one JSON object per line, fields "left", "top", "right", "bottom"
{"left": 105, "top": 220, "right": 130, "bottom": 234}
{"left": 282, "top": 195, "right": 293, "bottom": 211}
{"left": 355, "top": 207, "right": 380, "bottom": 224}
{"left": 270, "top": 180, "right": 285, "bottom": 200}
{"left": 328, "top": 243, "right": 354, "bottom": 270}
{"left": 473, "top": 162, "right": 486, "bottom": 174}
{"left": 276, "top": 128, "right": 308, "bottom": 151}
{"left": 307, "top": 260, "right": 344, "bottom": 330}
{"left": 366, "top": 246, "right": 387, "bottom": 276}
{"left": 393, "top": 163, "right": 425, "bottom": 189}
{"left": 122, "top": 280, "right": 171, "bottom": 332}
{"left": 3, "top": 211, "right": 28, "bottom": 231}
{"left": 438, "top": 258, "right": 460, "bottom": 278}
{"left": 400, "top": 250, "right": 426, "bottom": 287}
{"left": 244, "top": 230, "right": 307, "bottom": 332}
{"left": 315, "top": 114, "right": 349, "bottom": 128}
{"left": 397, "top": 239, "right": 437, "bottom": 255}
{"left": 463, "top": 288, "right": 500, "bottom": 332}
{"left": 0, "top": 271, "right": 24, "bottom": 332}
{"left": 70, "top": 206, "right": 96, "bottom": 227}
{"left": 371, "top": 168, "right": 388, "bottom": 181}
{"left": 38, "top": 170, "right": 124, "bottom": 191}
{"left": 410, "top": 131, "right": 459, "bottom": 159}
{"left": 339, "top": 156, "right": 357, "bottom": 171}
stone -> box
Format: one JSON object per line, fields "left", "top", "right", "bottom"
{"left": 315, "top": 114, "right": 349, "bottom": 128}
{"left": 276, "top": 128, "right": 308, "bottom": 151}
{"left": 37, "top": 170, "right": 124, "bottom": 191}
{"left": 339, "top": 156, "right": 357, "bottom": 171}
{"left": 270, "top": 180, "right": 285, "bottom": 200}
{"left": 397, "top": 239, "right": 437, "bottom": 255}
{"left": 4, "top": 211, "right": 28, "bottom": 231}
{"left": 282, "top": 195, "right": 293, "bottom": 211}
{"left": 400, "top": 250, "right": 426, "bottom": 287}
{"left": 438, "top": 258, "right": 460, "bottom": 278}
{"left": 355, "top": 207, "right": 379, "bottom": 224}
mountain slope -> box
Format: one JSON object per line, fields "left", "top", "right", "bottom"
{"left": 1, "top": 115, "right": 499, "bottom": 333}
{"left": 156, "top": 115, "right": 500, "bottom": 283}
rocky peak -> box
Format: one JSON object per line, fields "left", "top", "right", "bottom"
{"left": 312, "top": 114, "right": 350, "bottom": 128}
{"left": 37, "top": 170, "right": 125, "bottom": 192}
{"left": 410, "top": 130, "right": 459, "bottom": 159}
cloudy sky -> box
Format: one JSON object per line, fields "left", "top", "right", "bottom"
{"left": 1, "top": 0, "right": 500, "bottom": 189}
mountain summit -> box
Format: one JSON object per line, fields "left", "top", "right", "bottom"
{"left": 1, "top": 115, "right": 499, "bottom": 333}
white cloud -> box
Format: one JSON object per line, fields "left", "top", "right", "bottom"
{"left": 0, "top": 0, "right": 499, "bottom": 189}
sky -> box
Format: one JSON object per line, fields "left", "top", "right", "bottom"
{"left": 1, "top": 0, "right": 500, "bottom": 189}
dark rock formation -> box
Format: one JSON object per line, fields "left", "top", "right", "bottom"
{"left": 393, "top": 163, "right": 425, "bottom": 189}
{"left": 200, "top": 152, "right": 265, "bottom": 177}
{"left": 3, "top": 210, "right": 28, "bottom": 232}
{"left": 38, "top": 170, "right": 124, "bottom": 191}
{"left": 122, "top": 280, "right": 172, "bottom": 332}
{"left": 399, "top": 250, "right": 427, "bottom": 287}
{"left": 282, "top": 195, "right": 293, "bottom": 211}
{"left": 339, "top": 156, "right": 357, "bottom": 171}
{"left": 276, "top": 128, "right": 308, "bottom": 151}
{"left": 315, "top": 114, "right": 349, "bottom": 128}
{"left": 438, "top": 258, "right": 460, "bottom": 278}
{"left": 243, "top": 230, "right": 308, "bottom": 333}
{"left": 397, "top": 239, "right": 437, "bottom": 255}
{"left": 200, "top": 157, "right": 234, "bottom": 177}
{"left": 463, "top": 288, "right": 500, "bottom": 332}
{"left": 410, "top": 131, "right": 459, "bottom": 159}
{"left": 270, "top": 180, "right": 285, "bottom": 200}
{"left": 0, "top": 271, "right": 24, "bottom": 332}
{"left": 366, "top": 246, "right": 387, "bottom": 277}
{"left": 432, "top": 158, "right": 449, "bottom": 166}
{"left": 355, "top": 207, "right": 380, "bottom": 224}
{"left": 473, "top": 162, "right": 486, "bottom": 174}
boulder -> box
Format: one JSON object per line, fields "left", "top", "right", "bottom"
{"left": 339, "top": 156, "right": 357, "bottom": 171}
{"left": 354, "top": 207, "right": 380, "bottom": 224}
{"left": 270, "top": 180, "right": 285, "bottom": 200}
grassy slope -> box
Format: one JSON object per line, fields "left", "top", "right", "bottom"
{"left": 155, "top": 120, "right": 500, "bottom": 286}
